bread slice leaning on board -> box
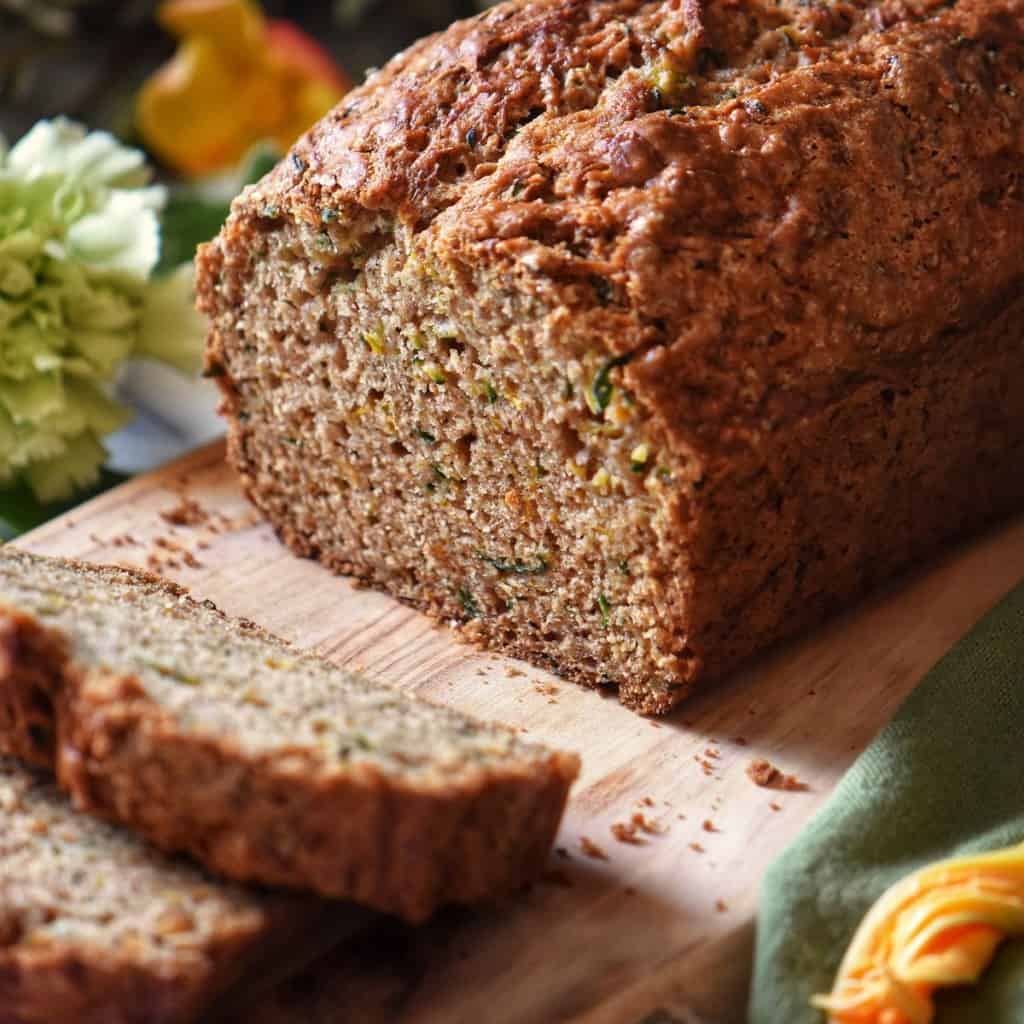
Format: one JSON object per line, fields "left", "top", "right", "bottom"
{"left": 197, "top": 0, "right": 1024, "bottom": 714}
{"left": 0, "top": 547, "right": 579, "bottom": 922}
{"left": 0, "top": 754, "right": 344, "bottom": 1024}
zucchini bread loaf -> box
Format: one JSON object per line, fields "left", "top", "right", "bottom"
{"left": 197, "top": 0, "right": 1024, "bottom": 714}
{"left": 0, "top": 548, "right": 578, "bottom": 921}
{"left": 0, "top": 755, "right": 324, "bottom": 1024}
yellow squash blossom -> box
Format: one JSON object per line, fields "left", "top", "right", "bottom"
{"left": 814, "top": 841, "right": 1024, "bottom": 1024}
{"left": 137, "top": 0, "right": 350, "bottom": 177}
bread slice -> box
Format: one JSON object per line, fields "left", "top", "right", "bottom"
{"left": 197, "top": 0, "right": 1024, "bottom": 715}
{"left": 0, "top": 547, "right": 579, "bottom": 922}
{"left": 0, "top": 754, "right": 331, "bottom": 1024}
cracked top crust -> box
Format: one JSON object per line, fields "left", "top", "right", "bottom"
{"left": 224, "top": 0, "right": 1024, "bottom": 450}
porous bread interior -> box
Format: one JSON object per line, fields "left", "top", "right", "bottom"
{"left": 0, "top": 756, "right": 268, "bottom": 966}
{"left": 217, "top": 213, "right": 697, "bottom": 709}
{"left": 0, "top": 551, "right": 545, "bottom": 779}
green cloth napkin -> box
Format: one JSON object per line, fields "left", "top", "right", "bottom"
{"left": 750, "top": 580, "right": 1024, "bottom": 1024}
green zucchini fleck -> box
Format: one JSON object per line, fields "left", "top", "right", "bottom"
{"left": 587, "top": 353, "right": 634, "bottom": 414}
{"left": 416, "top": 429, "right": 437, "bottom": 444}
{"left": 630, "top": 443, "right": 650, "bottom": 473}
{"left": 597, "top": 593, "right": 612, "bottom": 626}
{"left": 480, "top": 554, "right": 549, "bottom": 576}
{"left": 140, "top": 660, "right": 201, "bottom": 686}
{"left": 459, "top": 587, "right": 481, "bottom": 618}
{"left": 363, "top": 327, "right": 386, "bottom": 355}
{"left": 338, "top": 734, "right": 374, "bottom": 760}
{"left": 648, "top": 60, "right": 695, "bottom": 108}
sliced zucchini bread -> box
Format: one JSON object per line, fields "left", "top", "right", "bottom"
{"left": 0, "top": 547, "right": 579, "bottom": 922}
{"left": 0, "top": 755, "right": 328, "bottom": 1024}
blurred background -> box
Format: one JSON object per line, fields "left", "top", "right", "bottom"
{"left": 0, "top": 0, "right": 492, "bottom": 140}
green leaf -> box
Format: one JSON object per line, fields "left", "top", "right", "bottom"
{"left": 238, "top": 144, "right": 281, "bottom": 185}
{"left": 156, "top": 141, "right": 282, "bottom": 273}
{"left": 158, "top": 194, "right": 232, "bottom": 273}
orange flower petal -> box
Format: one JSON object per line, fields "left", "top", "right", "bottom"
{"left": 138, "top": 37, "right": 256, "bottom": 176}
{"left": 158, "top": 0, "right": 264, "bottom": 53}
{"left": 138, "top": 2, "right": 350, "bottom": 177}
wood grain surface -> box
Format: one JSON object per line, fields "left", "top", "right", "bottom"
{"left": 15, "top": 441, "right": 1024, "bottom": 1024}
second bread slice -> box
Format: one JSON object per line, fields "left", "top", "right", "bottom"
{"left": 0, "top": 548, "right": 579, "bottom": 922}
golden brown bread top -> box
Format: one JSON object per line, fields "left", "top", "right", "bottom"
{"left": 220, "top": 0, "right": 1024, "bottom": 458}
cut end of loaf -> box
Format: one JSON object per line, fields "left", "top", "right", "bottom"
{"left": 199, "top": 208, "right": 702, "bottom": 714}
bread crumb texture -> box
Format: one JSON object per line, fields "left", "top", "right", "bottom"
{"left": 197, "top": 0, "right": 1024, "bottom": 713}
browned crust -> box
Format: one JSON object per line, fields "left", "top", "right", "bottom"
{"left": 0, "top": 550, "right": 579, "bottom": 921}
{"left": 197, "top": 0, "right": 1024, "bottom": 714}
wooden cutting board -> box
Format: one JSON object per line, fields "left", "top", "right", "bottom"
{"left": 14, "top": 441, "right": 1024, "bottom": 1024}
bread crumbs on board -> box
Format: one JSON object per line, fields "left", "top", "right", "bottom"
{"left": 579, "top": 836, "right": 609, "bottom": 861}
{"left": 746, "top": 758, "right": 809, "bottom": 791}
{"left": 534, "top": 682, "right": 560, "bottom": 701}
{"left": 611, "top": 812, "right": 667, "bottom": 845}
{"left": 611, "top": 821, "right": 645, "bottom": 845}
{"left": 160, "top": 498, "right": 208, "bottom": 527}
